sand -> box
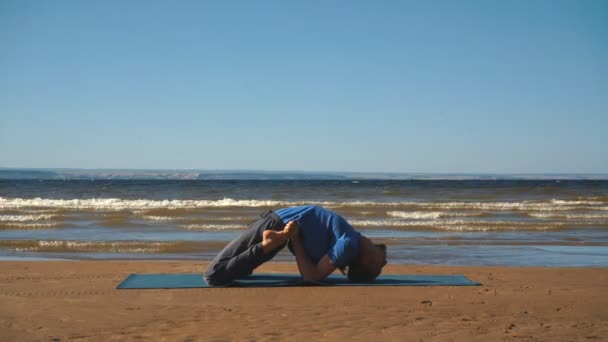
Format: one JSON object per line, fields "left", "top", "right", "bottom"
{"left": 0, "top": 261, "right": 606, "bottom": 341}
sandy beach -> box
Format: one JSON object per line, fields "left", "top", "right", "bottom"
{"left": 0, "top": 261, "right": 605, "bottom": 341}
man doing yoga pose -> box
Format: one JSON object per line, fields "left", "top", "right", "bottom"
{"left": 204, "top": 205, "right": 387, "bottom": 286}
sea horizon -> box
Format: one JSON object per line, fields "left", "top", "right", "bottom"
{"left": 1, "top": 167, "right": 607, "bottom": 180}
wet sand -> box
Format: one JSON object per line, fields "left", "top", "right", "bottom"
{"left": 0, "top": 261, "right": 606, "bottom": 341}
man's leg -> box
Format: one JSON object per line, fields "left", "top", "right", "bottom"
{"left": 204, "top": 212, "right": 285, "bottom": 286}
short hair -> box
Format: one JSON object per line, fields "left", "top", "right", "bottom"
{"left": 342, "top": 244, "right": 387, "bottom": 282}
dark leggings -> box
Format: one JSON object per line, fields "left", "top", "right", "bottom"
{"left": 204, "top": 210, "right": 285, "bottom": 286}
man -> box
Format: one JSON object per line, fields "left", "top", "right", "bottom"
{"left": 204, "top": 205, "right": 387, "bottom": 286}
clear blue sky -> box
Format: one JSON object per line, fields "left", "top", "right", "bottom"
{"left": 1, "top": 0, "right": 606, "bottom": 173}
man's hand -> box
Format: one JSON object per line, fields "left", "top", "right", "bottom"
{"left": 284, "top": 221, "right": 300, "bottom": 240}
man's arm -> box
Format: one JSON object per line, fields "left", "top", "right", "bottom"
{"left": 290, "top": 229, "right": 336, "bottom": 282}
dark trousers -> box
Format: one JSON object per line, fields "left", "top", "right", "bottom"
{"left": 204, "top": 210, "right": 286, "bottom": 286}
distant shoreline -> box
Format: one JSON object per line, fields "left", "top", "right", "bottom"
{"left": 1, "top": 167, "right": 607, "bottom": 180}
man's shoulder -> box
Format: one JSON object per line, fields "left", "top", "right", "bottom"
{"left": 304, "top": 205, "right": 338, "bottom": 218}
{"left": 281, "top": 205, "right": 325, "bottom": 214}
{"left": 276, "top": 205, "right": 319, "bottom": 221}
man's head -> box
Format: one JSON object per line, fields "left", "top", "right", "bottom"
{"left": 345, "top": 236, "right": 387, "bottom": 282}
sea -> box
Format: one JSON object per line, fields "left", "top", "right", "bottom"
{"left": 1, "top": 179, "right": 607, "bottom": 267}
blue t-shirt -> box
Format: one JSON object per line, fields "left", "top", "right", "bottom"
{"left": 275, "top": 205, "right": 361, "bottom": 268}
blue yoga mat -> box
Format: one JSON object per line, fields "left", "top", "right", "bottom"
{"left": 117, "top": 273, "right": 480, "bottom": 289}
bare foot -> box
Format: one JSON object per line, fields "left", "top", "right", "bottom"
{"left": 262, "top": 230, "right": 288, "bottom": 254}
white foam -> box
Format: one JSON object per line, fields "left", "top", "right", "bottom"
{"left": 19, "top": 240, "right": 167, "bottom": 253}
{"left": 0, "top": 222, "right": 58, "bottom": 229}
{"left": 403, "top": 202, "right": 606, "bottom": 211}
{"left": 0, "top": 197, "right": 305, "bottom": 210}
{"left": 528, "top": 212, "right": 608, "bottom": 220}
{"left": 550, "top": 199, "right": 605, "bottom": 205}
{"left": 386, "top": 211, "right": 475, "bottom": 219}
{"left": 1, "top": 196, "right": 605, "bottom": 211}
{"left": 142, "top": 215, "right": 175, "bottom": 221}
{"left": 143, "top": 215, "right": 251, "bottom": 223}
{"left": 352, "top": 219, "right": 512, "bottom": 227}
{"left": 349, "top": 219, "right": 575, "bottom": 231}
{"left": 207, "top": 216, "right": 251, "bottom": 221}
{"left": 0, "top": 214, "right": 55, "bottom": 222}
{"left": 38, "top": 240, "right": 90, "bottom": 247}
{"left": 180, "top": 224, "right": 244, "bottom": 230}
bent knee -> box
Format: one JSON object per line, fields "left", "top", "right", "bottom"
{"left": 204, "top": 272, "right": 226, "bottom": 286}
{"left": 204, "top": 268, "right": 231, "bottom": 287}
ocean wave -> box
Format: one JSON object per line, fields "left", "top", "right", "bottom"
{"left": 351, "top": 219, "right": 526, "bottom": 227}
{"left": 0, "top": 240, "right": 169, "bottom": 253}
{"left": 386, "top": 211, "right": 482, "bottom": 219}
{"left": 349, "top": 219, "right": 604, "bottom": 231}
{"left": 180, "top": 224, "right": 245, "bottom": 230}
{"left": 1, "top": 196, "right": 606, "bottom": 211}
{"left": 142, "top": 215, "right": 175, "bottom": 221}
{"left": 0, "top": 239, "right": 228, "bottom": 254}
{"left": 142, "top": 215, "right": 250, "bottom": 222}
{"left": 0, "top": 222, "right": 61, "bottom": 229}
{"left": 527, "top": 212, "right": 608, "bottom": 220}
{"left": 0, "top": 197, "right": 296, "bottom": 210}
{"left": 393, "top": 202, "right": 607, "bottom": 211}
{"left": 0, "top": 214, "right": 55, "bottom": 222}
{"left": 550, "top": 199, "right": 605, "bottom": 205}
{"left": 339, "top": 200, "right": 607, "bottom": 211}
